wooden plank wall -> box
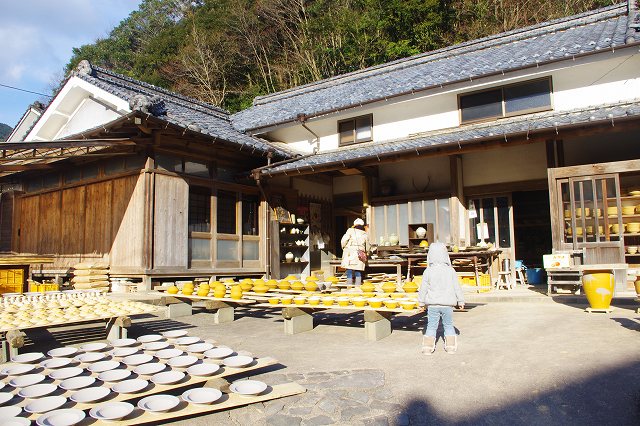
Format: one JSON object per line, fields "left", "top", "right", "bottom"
{"left": 110, "top": 174, "right": 146, "bottom": 268}
{"left": 153, "top": 173, "right": 188, "bottom": 268}
{"left": 13, "top": 174, "right": 143, "bottom": 268}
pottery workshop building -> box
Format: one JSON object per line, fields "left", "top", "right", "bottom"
{"left": 1, "top": 2, "right": 640, "bottom": 292}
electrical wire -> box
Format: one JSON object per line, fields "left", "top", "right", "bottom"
{"left": 0, "top": 83, "right": 53, "bottom": 98}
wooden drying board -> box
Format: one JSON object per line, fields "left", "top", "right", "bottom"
{"left": 20, "top": 357, "right": 278, "bottom": 420}
{"left": 255, "top": 302, "right": 420, "bottom": 314}
{"left": 87, "top": 382, "right": 306, "bottom": 425}
{"left": 155, "top": 291, "right": 256, "bottom": 305}
{"left": 0, "top": 256, "right": 55, "bottom": 265}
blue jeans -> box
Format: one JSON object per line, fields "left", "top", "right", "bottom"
{"left": 424, "top": 306, "right": 455, "bottom": 337}
{"left": 345, "top": 270, "right": 362, "bottom": 280}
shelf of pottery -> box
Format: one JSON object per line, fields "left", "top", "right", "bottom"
{"left": 271, "top": 218, "right": 310, "bottom": 279}
{"left": 0, "top": 329, "right": 304, "bottom": 425}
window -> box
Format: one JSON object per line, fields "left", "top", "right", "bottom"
{"left": 373, "top": 198, "right": 451, "bottom": 245}
{"left": 469, "top": 196, "right": 512, "bottom": 248}
{"left": 216, "top": 190, "right": 237, "bottom": 234}
{"left": 188, "top": 188, "right": 211, "bottom": 233}
{"left": 338, "top": 114, "right": 372, "bottom": 146}
{"left": 242, "top": 195, "right": 259, "bottom": 236}
{"left": 459, "top": 78, "right": 552, "bottom": 124}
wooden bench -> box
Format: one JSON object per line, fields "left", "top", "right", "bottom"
{"left": 156, "top": 292, "right": 256, "bottom": 323}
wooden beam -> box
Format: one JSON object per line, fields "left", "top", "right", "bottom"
{"left": 0, "top": 164, "right": 53, "bottom": 171}
{"left": 464, "top": 179, "right": 548, "bottom": 196}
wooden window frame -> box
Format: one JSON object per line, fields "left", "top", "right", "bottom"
{"left": 458, "top": 77, "right": 553, "bottom": 125}
{"left": 468, "top": 195, "right": 514, "bottom": 250}
{"left": 338, "top": 114, "right": 373, "bottom": 147}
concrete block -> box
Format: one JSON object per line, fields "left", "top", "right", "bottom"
{"left": 364, "top": 318, "right": 391, "bottom": 341}
{"left": 167, "top": 302, "right": 193, "bottom": 318}
{"left": 213, "top": 306, "right": 235, "bottom": 324}
{"left": 284, "top": 312, "right": 314, "bottom": 335}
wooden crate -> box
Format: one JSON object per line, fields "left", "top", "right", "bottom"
{"left": 0, "top": 267, "right": 26, "bottom": 294}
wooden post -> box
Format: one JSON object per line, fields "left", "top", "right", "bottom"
{"left": 450, "top": 155, "right": 464, "bottom": 246}
{"left": 282, "top": 307, "right": 314, "bottom": 335}
{"left": 364, "top": 310, "right": 393, "bottom": 341}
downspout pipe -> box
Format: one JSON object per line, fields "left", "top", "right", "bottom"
{"left": 298, "top": 114, "right": 320, "bottom": 154}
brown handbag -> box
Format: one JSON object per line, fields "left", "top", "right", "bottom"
{"left": 357, "top": 249, "right": 367, "bottom": 263}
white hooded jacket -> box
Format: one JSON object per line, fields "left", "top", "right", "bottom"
{"left": 417, "top": 242, "right": 464, "bottom": 307}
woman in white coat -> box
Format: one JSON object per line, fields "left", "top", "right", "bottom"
{"left": 340, "top": 218, "right": 370, "bottom": 286}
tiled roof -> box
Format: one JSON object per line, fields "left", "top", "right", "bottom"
{"left": 74, "top": 63, "right": 291, "bottom": 157}
{"left": 233, "top": 3, "right": 634, "bottom": 132}
{"left": 260, "top": 99, "right": 640, "bottom": 175}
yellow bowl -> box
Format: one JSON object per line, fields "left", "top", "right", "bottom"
{"left": 368, "top": 299, "right": 383, "bottom": 308}
{"left": 308, "top": 297, "right": 321, "bottom": 306}
{"left": 321, "top": 298, "right": 334, "bottom": 306}
{"left": 268, "top": 297, "right": 280, "bottom": 305}
{"left": 281, "top": 297, "right": 293, "bottom": 305}
{"left": 352, "top": 298, "right": 367, "bottom": 307}
{"left": 383, "top": 300, "right": 398, "bottom": 309}
{"left": 361, "top": 292, "right": 375, "bottom": 298}
{"left": 291, "top": 281, "right": 305, "bottom": 291}
{"left": 337, "top": 298, "right": 350, "bottom": 307}
{"left": 293, "top": 297, "right": 306, "bottom": 306}
{"left": 401, "top": 302, "right": 417, "bottom": 310}
{"left": 278, "top": 280, "right": 291, "bottom": 290}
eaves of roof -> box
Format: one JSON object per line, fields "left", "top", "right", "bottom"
{"left": 259, "top": 100, "right": 640, "bottom": 176}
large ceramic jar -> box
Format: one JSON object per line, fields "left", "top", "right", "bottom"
{"left": 582, "top": 270, "right": 614, "bottom": 309}
{"left": 415, "top": 227, "right": 427, "bottom": 239}
{"left": 285, "top": 252, "right": 294, "bottom": 263}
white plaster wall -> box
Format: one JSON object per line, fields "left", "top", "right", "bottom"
{"left": 56, "top": 98, "right": 121, "bottom": 139}
{"left": 332, "top": 176, "right": 362, "bottom": 194}
{"left": 462, "top": 143, "right": 547, "bottom": 187}
{"left": 378, "top": 156, "right": 450, "bottom": 194}
{"left": 292, "top": 178, "right": 332, "bottom": 200}
{"left": 262, "top": 51, "right": 640, "bottom": 153}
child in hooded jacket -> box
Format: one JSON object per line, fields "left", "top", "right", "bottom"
{"left": 417, "top": 242, "right": 464, "bottom": 354}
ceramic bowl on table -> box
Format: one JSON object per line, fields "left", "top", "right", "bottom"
{"left": 137, "top": 394, "right": 180, "bottom": 414}
{"left": 60, "top": 376, "right": 96, "bottom": 391}
{"left": 167, "top": 355, "right": 198, "bottom": 368}
{"left": 89, "top": 401, "right": 134, "bottom": 422}
{"left": 229, "top": 379, "right": 267, "bottom": 397}
{"left": 204, "top": 347, "right": 234, "bottom": 360}
{"left": 628, "top": 246, "right": 638, "bottom": 255}
{"left": 47, "top": 347, "right": 78, "bottom": 358}
{"left": 155, "top": 348, "right": 183, "bottom": 360}
{"left": 18, "top": 383, "right": 58, "bottom": 398}
{"left": 137, "top": 334, "right": 163, "bottom": 344}
{"left": 622, "top": 205, "right": 636, "bottom": 216}
{"left": 109, "top": 338, "right": 137, "bottom": 348}
{"left": 182, "top": 387, "right": 223, "bottom": 405}
{"left": 88, "top": 360, "right": 120, "bottom": 374}
{"left": 133, "top": 363, "right": 166, "bottom": 376}
{"left": 111, "top": 378, "right": 149, "bottom": 394}
{"left": 9, "top": 373, "right": 45, "bottom": 388}
{"left": 48, "top": 367, "right": 83, "bottom": 381}
{"left": 69, "top": 386, "right": 111, "bottom": 404}
{"left": 123, "top": 354, "right": 153, "bottom": 367}
{"left": 1, "top": 364, "right": 35, "bottom": 378}
{"left": 186, "top": 342, "right": 214, "bottom": 354}
{"left": 0, "top": 407, "right": 22, "bottom": 419}
{"left": 110, "top": 347, "right": 139, "bottom": 358}
{"left": 186, "top": 362, "right": 221, "bottom": 377}
{"left": 3, "top": 417, "right": 30, "bottom": 426}
{"left": 175, "top": 336, "right": 200, "bottom": 346}
{"left": 143, "top": 341, "right": 170, "bottom": 352}
{"left": 161, "top": 330, "right": 188, "bottom": 339}
{"left": 0, "top": 391, "right": 13, "bottom": 405}
{"left": 24, "top": 395, "right": 67, "bottom": 414}
{"left": 11, "top": 352, "right": 44, "bottom": 364}
{"left": 40, "top": 358, "right": 73, "bottom": 370}
{"left": 223, "top": 355, "right": 254, "bottom": 368}
{"left": 98, "top": 369, "right": 132, "bottom": 382}
{"left": 80, "top": 342, "right": 109, "bottom": 352}
{"left": 150, "top": 371, "right": 185, "bottom": 385}
{"left": 36, "top": 408, "right": 86, "bottom": 426}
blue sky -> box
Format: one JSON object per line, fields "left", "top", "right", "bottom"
{"left": 0, "top": 0, "right": 142, "bottom": 128}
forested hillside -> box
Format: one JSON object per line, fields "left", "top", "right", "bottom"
{"left": 66, "top": 0, "right": 615, "bottom": 112}
{"left": 0, "top": 123, "right": 12, "bottom": 141}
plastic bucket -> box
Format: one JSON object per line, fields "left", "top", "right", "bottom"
{"left": 526, "top": 268, "right": 545, "bottom": 285}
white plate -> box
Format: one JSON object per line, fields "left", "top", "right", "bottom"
{"left": 47, "top": 347, "right": 78, "bottom": 358}
{"left": 24, "top": 395, "right": 67, "bottom": 414}
{"left": 36, "top": 408, "right": 86, "bottom": 426}
{"left": 12, "top": 352, "right": 44, "bottom": 364}
{"left": 167, "top": 355, "right": 198, "bottom": 368}
{"left": 59, "top": 376, "right": 95, "bottom": 391}
{"left": 111, "top": 379, "right": 148, "bottom": 394}
{"left": 88, "top": 361, "right": 120, "bottom": 374}
{"left": 186, "top": 363, "right": 221, "bottom": 377}
{"left": 204, "top": 347, "right": 234, "bottom": 359}
{"left": 98, "top": 369, "right": 131, "bottom": 382}
{"left": 69, "top": 386, "right": 111, "bottom": 403}
{"left": 136, "top": 335, "right": 163, "bottom": 344}
{"left": 122, "top": 354, "right": 153, "bottom": 367}
{"left": 175, "top": 336, "right": 200, "bottom": 346}
{"left": 161, "top": 330, "right": 188, "bottom": 339}
{"left": 1, "top": 364, "right": 34, "bottom": 376}
{"left": 181, "top": 387, "right": 223, "bottom": 405}
{"left": 89, "top": 401, "right": 134, "bottom": 422}
{"left": 74, "top": 352, "right": 105, "bottom": 363}
{"left": 0, "top": 406, "right": 21, "bottom": 418}
{"left": 133, "top": 363, "right": 166, "bottom": 376}
{"left": 142, "top": 341, "right": 170, "bottom": 352}
{"left": 0, "top": 391, "right": 14, "bottom": 405}
{"left": 109, "top": 338, "right": 137, "bottom": 348}
{"left": 3, "top": 417, "right": 31, "bottom": 426}
{"left": 48, "top": 367, "right": 83, "bottom": 381}
{"left": 110, "top": 347, "right": 139, "bottom": 358}
{"left": 223, "top": 355, "right": 254, "bottom": 368}
{"left": 18, "top": 383, "right": 58, "bottom": 398}
{"left": 0, "top": 381, "right": 4, "bottom": 391}
{"left": 186, "top": 342, "right": 214, "bottom": 354}
{"left": 40, "top": 358, "right": 73, "bottom": 370}
{"left": 137, "top": 394, "right": 180, "bottom": 413}
{"left": 155, "top": 348, "right": 183, "bottom": 359}
{"left": 150, "top": 371, "right": 185, "bottom": 385}
{"left": 229, "top": 380, "right": 267, "bottom": 396}
{"left": 80, "top": 343, "right": 108, "bottom": 352}
{"left": 9, "top": 373, "right": 45, "bottom": 388}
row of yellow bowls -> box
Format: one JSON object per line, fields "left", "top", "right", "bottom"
{"left": 565, "top": 205, "right": 640, "bottom": 218}
{"left": 267, "top": 295, "right": 417, "bottom": 310}
{"left": 567, "top": 222, "right": 640, "bottom": 235}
